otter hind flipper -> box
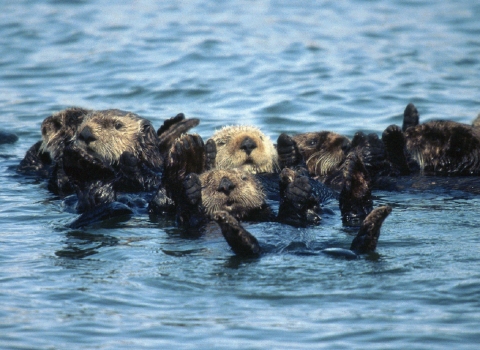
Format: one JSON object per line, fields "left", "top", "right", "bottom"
{"left": 382, "top": 125, "right": 411, "bottom": 176}
{"left": 402, "top": 103, "right": 419, "bottom": 132}
{"left": 157, "top": 113, "right": 200, "bottom": 155}
{"left": 350, "top": 205, "right": 392, "bottom": 254}
{"left": 212, "top": 211, "right": 261, "bottom": 257}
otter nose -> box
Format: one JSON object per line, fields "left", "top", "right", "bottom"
{"left": 217, "top": 176, "right": 235, "bottom": 195}
{"left": 78, "top": 126, "right": 97, "bottom": 145}
{"left": 240, "top": 136, "right": 257, "bottom": 156}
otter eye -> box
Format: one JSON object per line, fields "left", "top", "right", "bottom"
{"left": 53, "top": 120, "right": 62, "bottom": 131}
{"left": 115, "top": 122, "right": 124, "bottom": 130}
{"left": 241, "top": 175, "right": 248, "bottom": 181}
{"left": 308, "top": 139, "right": 317, "bottom": 146}
{"left": 142, "top": 124, "right": 152, "bottom": 133}
{"left": 217, "top": 141, "right": 226, "bottom": 146}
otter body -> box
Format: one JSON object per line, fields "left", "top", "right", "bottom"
{"left": 383, "top": 103, "right": 480, "bottom": 177}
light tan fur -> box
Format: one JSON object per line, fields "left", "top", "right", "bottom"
{"left": 199, "top": 168, "right": 266, "bottom": 218}
{"left": 74, "top": 109, "right": 161, "bottom": 167}
{"left": 210, "top": 125, "right": 278, "bottom": 174}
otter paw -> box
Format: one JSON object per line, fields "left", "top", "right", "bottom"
{"left": 277, "top": 133, "right": 302, "bottom": 168}
{"left": 205, "top": 139, "right": 216, "bottom": 170}
{"left": 339, "top": 153, "right": 373, "bottom": 226}
{"left": 63, "top": 144, "right": 115, "bottom": 182}
{"left": 165, "top": 134, "right": 206, "bottom": 185}
{"left": 213, "top": 211, "right": 261, "bottom": 256}
{"left": 183, "top": 173, "right": 202, "bottom": 206}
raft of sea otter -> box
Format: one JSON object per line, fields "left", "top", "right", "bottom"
{"left": 15, "top": 103, "right": 480, "bottom": 257}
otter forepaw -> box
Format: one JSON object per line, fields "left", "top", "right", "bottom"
{"left": 183, "top": 173, "right": 202, "bottom": 206}
{"left": 164, "top": 134, "right": 206, "bottom": 186}
{"left": 213, "top": 211, "right": 261, "bottom": 256}
{"left": 205, "top": 139, "right": 216, "bottom": 170}
{"left": 339, "top": 153, "right": 373, "bottom": 226}
{"left": 277, "top": 133, "right": 303, "bottom": 169}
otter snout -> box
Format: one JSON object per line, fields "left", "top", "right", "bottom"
{"left": 217, "top": 176, "right": 235, "bottom": 195}
{"left": 240, "top": 136, "right": 257, "bottom": 156}
{"left": 78, "top": 126, "right": 97, "bottom": 145}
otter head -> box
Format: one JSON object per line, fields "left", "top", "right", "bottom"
{"left": 199, "top": 168, "right": 266, "bottom": 219}
{"left": 74, "top": 109, "right": 162, "bottom": 168}
{"left": 210, "top": 125, "right": 278, "bottom": 174}
{"left": 40, "top": 107, "right": 88, "bottom": 159}
{"left": 292, "top": 131, "right": 351, "bottom": 177}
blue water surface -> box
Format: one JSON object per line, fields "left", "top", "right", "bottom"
{"left": 1, "top": 0, "right": 480, "bottom": 349}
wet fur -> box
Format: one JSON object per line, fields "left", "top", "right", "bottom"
{"left": 292, "top": 131, "right": 351, "bottom": 179}
{"left": 74, "top": 109, "right": 163, "bottom": 169}
{"left": 210, "top": 125, "right": 279, "bottom": 174}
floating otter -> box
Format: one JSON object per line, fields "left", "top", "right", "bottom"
{"left": 276, "top": 132, "right": 375, "bottom": 226}
{"left": 150, "top": 133, "right": 323, "bottom": 228}
{"left": 209, "top": 125, "right": 279, "bottom": 174}
{"left": 53, "top": 111, "right": 197, "bottom": 229}
{"left": 213, "top": 205, "right": 392, "bottom": 257}
{"left": 383, "top": 103, "right": 480, "bottom": 176}
{"left": 17, "top": 108, "right": 91, "bottom": 193}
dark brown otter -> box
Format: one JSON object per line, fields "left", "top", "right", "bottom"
{"left": 17, "top": 107, "right": 91, "bottom": 194}
{"left": 276, "top": 132, "right": 375, "bottom": 226}
{"left": 209, "top": 125, "right": 279, "bottom": 174}
{"left": 291, "top": 131, "right": 351, "bottom": 181}
{"left": 212, "top": 205, "right": 392, "bottom": 257}
{"left": 383, "top": 103, "right": 480, "bottom": 176}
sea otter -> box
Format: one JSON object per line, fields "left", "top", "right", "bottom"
{"left": 150, "top": 133, "right": 324, "bottom": 229}
{"left": 382, "top": 103, "right": 480, "bottom": 176}
{"left": 56, "top": 111, "right": 197, "bottom": 228}
{"left": 208, "top": 125, "right": 279, "bottom": 174}
{"left": 213, "top": 205, "right": 392, "bottom": 257}
{"left": 276, "top": 131, "right": 376, "bottom": 225}
{"left": 17, "top": 107, "right": 91, "bottom": 194}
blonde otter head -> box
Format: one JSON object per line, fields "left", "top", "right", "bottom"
{"left": 292, "top": 131, "right": 351, "bottom": 177}
{"left": 40, "top": 107, "right": 89, "bottom": 159}
{"left": 210, "top": 125, "right": 278, "bottom": 174}
{"left": 74, "top": 109, "right": 162, "bottom": 168}
{"left": 199, "top": 168, "right": 266, "bottom": 219}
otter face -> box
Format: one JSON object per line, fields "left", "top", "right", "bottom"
{"left": 210, "top": 125, "right": 278, "bottom": 174}
{"left": 40, "top": 108, "right": 88, "bottom": 159}
{"left": 292, "top": 131, "right": 351, "bottom": 176}
{"left": 74, "top": 109, "right": 159, "bottom": 166}
{"left": 199, "top": 168, "right": 266, "bottom": 218}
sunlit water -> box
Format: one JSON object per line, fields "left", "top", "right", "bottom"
{"left": 1, "top": 1, "right": 480, "bottom": 349}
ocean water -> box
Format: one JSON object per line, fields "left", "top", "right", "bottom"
{"left": 1, "top": 0, "right": 480, "bottom": 349}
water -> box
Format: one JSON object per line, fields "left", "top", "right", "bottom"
{"left": 1, "top": 0, "right": 480, "bottom": 349}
